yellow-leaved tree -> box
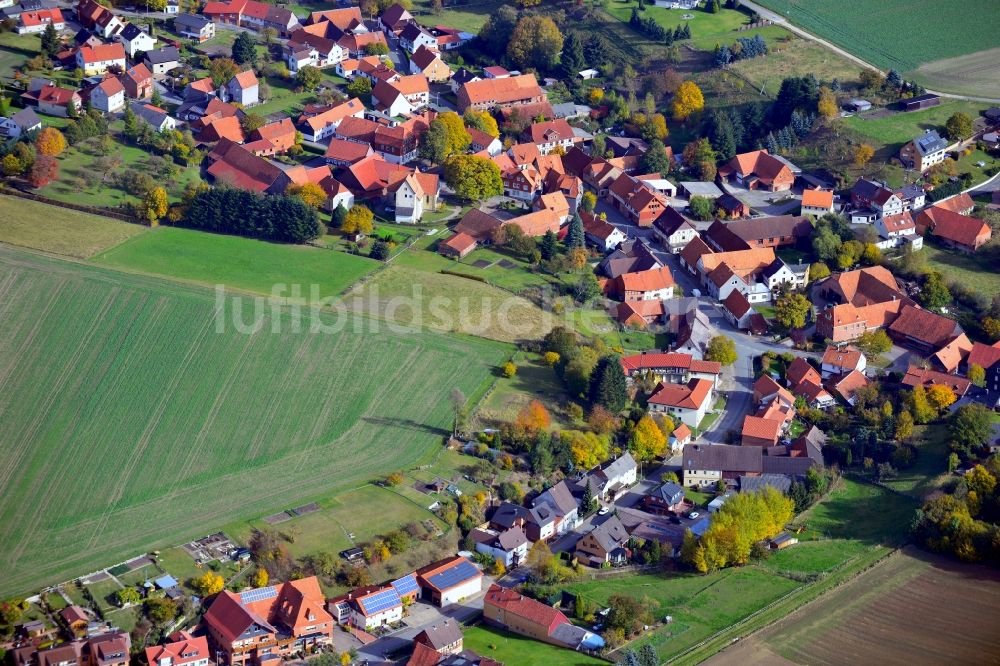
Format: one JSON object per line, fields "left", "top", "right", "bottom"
{"left": 286, "top": 182, "right": 327, "bottom": 210}
{"left": 342, "top": 204, "right": 374, "bottom": 235}
{"left": 671, "top": 80, "right": 704, "bottom": 121}
{"left": 628, "top": 415, "right": 666, "bottom": 461}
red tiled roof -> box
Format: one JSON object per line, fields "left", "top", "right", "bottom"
{"left": 648, "top": 378, "right": 713, "bottom": 410}
{"left": 618, "top": 266, "right": 674, "bottom": 295}
{"left": 832, "top": 369, "right": 869, "bottom": 402}
{"left": 460, "top": 73, "right": 543, "bottom": 106}
{"left": 902, "top": 366, "right": 971, "bottom": 397}
{"left": 821, "top": 345, "right": 863, "bottom": 370}
{"left": 880, "top": 211, "right": 915, "bottom": 233}
{"left": 78, "top": 42, "right": 126, "bottom": 63}
{"left": 968, "top": 341, "right": 1000, "bottom": 371}
{"left": 932, "top": 333, "right": 973, "bottom": 373}
{"left": 720, "top": 149, "right": 791, "bottom": 184}
{"left": 786, "top": 357, "right": 821, "bottom": 388}
{"left": 144, "top": 634, "right": 209, "bottom": 666}
{"left": 441, "top": 232, "right": 476, "bottom": 254}
{"left": 483, "top": 584, "right": 569, "bottom": 636}
{"left": 231, "top": 69, "right": 258, "bottom": 89}
{"left": 529, "top": 118, "right": 574, "bottom": 144}
{"left": 801, "top": 188, "right": 833, "bottom": 208}
{"left": 888, "top": 305, "right": 962, "bottom": 348}
{"left": 917, "top": 206, "right": 991, "bottom": 249}
{"left": 722, "top": 289, "right": 753, "bottom": 319}
{"left": 741, "top": 415, "right": 781, "bottom": 443}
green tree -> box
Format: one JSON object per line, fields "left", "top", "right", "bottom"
{"left": 920, "top": 271, "right": 951, "bottom": 309}
{"left": 639, "top": 138, "right": 672, "bottom": 175}
{"left": 967, "top": 363, "right": 985, "bottom": 388}
{"left": 774, "top": 292, "right": 811, "bottom": 329}
{"left": 688, "top": 195, "right": 714, "bottom": 221}
{"left": 209, "top": 57, "right": 240, "bottom": 86}
{"left": 332, "top": 202, "right": 348, "bottom": 229}
{"left": 944, "top": 112, "right": 973, "bottom": 141}
{"left": 560, "top": 31, "right": 585, "bottom": 78}
{"left": 589, "top": 355, "right": 628, "bottom": 412}
{"left": 540, "top": 230, "right": 558, "bottom": 260}
{"left": 232, "top": 31, "right": 257, "bottom": 65}
{"left": 908, "top": 385, "right": 935, "bottom": 424}
{"left": 506, "top": 15, "right": 563, "bottom": 71}
{"left": 365, "top": 42, "right": 389, "bottom": 56}
{"left": 443, "top": 154, "right": 503, "bottom": 202}
{"left": 144, "top": 597, "right": 176, "bottom": 626}
{"left": 418, "top": 119, "right": 450, "bottom": 164}
{"left": 463, "top": 108, "right": 499, "bottom": 138}
{"left": 811, "top": 226, "right": 842, "bottom": 262}
{"left": 565, "top": 212, "right": 585, "bottom": 248}
{"left": 346, "top": 76, "right": 372, "bottom": 100}
{"left": 950, "top": 403, "right": 993, "bottom": 458}
{"left": 240, "top": 112, "right": 266, "bottom": 132}
{"left": 855, "top": 329, "right": 892, "bottom": 359}
{"left": 40, "top": 22, "right": 60, "bottom": 58}
{"left": 295, "top": 65, "right": 322, "bottom": 91}
{"left": 115, "top": 587, "right": 141, "bottom": 606}
{"left": 478, "top": 5, "right": 518, "bottom": 58}
{"left": 705, "top": 335, "right": 737, "bottom": 366}
{"left": 810, "top": 261, "right": 831, "bottom": 280}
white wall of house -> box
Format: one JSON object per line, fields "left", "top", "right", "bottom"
{"left": 351, "top": 605, "right": 402, "bottom": 630}
{"left": 438, "top": 578, "right": 482, "bottom": 606}
{"left": 683, "top": 468, "right": 721, "bottom": 488}
{"left": 474, "top": 541, "right": 527, "bottom": 568}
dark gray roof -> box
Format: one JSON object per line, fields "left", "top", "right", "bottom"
{"left": 653, "top": 206, "right": 697, "bottom": 237}
{"left": 761, "top": 258, "right": 790, "bottom": 280}
{"left": 760, "top": 455, "right": 816, "bottom": 477}
{"left": 144, "top": 46, "right": 180, "bottom": 65}
{"left": 175, "top": 12, "right": 212, "bottom": 29}
{"left": 586, "top": 515, "right": 629, "bottom": 552}
{"left": 452, "top": 68, "right": 478, "bottom": 85}
{"left": 683, "top": 444, "right": 762, "bottom": 474}
{"left": 532, "top": 480, "right": 578, "bottom": 516}
{"left": 739, "top": 474, "right": 791, "bottom": 494}
{"left": 914, "top": 130, "right": 948, "bottom": 156}
{"left": 120, "top": 23, "right": 145, "bottom": 41}
{"left": 896, "top": 184, "right": 924, "bottom": 200}
{"left": 549, "top": 622, "right": 593, "bottom": 649}
{"left": 490, "top": 501, "right": 530, "bottom": 530}
{"left": 496, "top": 526, "right": 528, "bottom": 550}
{"left": 10, "top": 107, "right": 41, "bottom": 129}
{"left": 415, "top": 620, "right": 463, "bottom": 650}
{"left": 659, "top": 482, "right": 685, "bottom": 504}
{"left": 606, "top": 136, "right": 648, "bottom": 158}
{"left": 598, "top": 452, "right": 636, "bottom": 483}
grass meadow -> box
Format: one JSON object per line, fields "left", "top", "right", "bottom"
{"left": 842, "top": 100, "right": 990, "bottom": 146}
{"left": 463, "top": 626, "right": 607, "bottom": 666}
{"left": 0, "top": 196, "right": 148, "bottom": 258}
{"left": 93, "top": 226, "right": 378, "bottom": 298}
{"left": 0, "top": 245, "right": 508, "bottom": 597}
{"left": 755, "top": 0, "right": 1000, "bottom": 75}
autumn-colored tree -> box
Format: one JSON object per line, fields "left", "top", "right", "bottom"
{"left": 968, "top": 363, "right": 985, "bottom": 388}
{"left": 209, "top": 57, "right": 240, "bottom": 86}
{"left": 705, "top": 335, "right": 737, "bottom": 366}
{"left": 143, "top": 186, "right": 168, "bottom": 223}
{"left": 809, "top": 261, "right": 830, "bottom": 280}
{"left": 342, "top": 205, "right": 374, "bottom": 234}
{"left": 564, "top": 429, "right": 610, "bottom": 469}
{"left": 385, "top": 471, "right": 404, "bottom": 486}
{"left": 568, "top": 246, "right": 588, "bottom": 270}
{"left": 647, "top": 113, "right": 668, "bottom": 141}
{"left": 286, "top": 182, "right": 327, "bottom": 209}
{"left": 339, "top": 653, "right": 351, "bottom": 666}
{"left": 192, "top": 571, "right": 225, "bottom": 596}
{"left": 506, "top": 15, "right": 563, "bottom": 70}
{"left": 28, "top": 155, "right": 57, "bottom": 187}
{"left": 490, "top": 557, "right": 506, "bottom": 577}
{"left": 543, "top": 351, "right": 560, "bottom": 366}
{"left": 680, "top": 529, "right": 707, "bottom": 573}
{"left": 895, "top": 410, "right": 914, "bottom": 443}
{"left": 588, "top": 87, "right": 604, "bottom": 106}
{"left": 908, "top": 385, "right": 935, "bottom": 424}
{"left": 927, "top": 384, "right": 957, "bottom": 411}
{"left": 35, "top": 127, "right": 66, "bottom": 156}
{"left": 580, "top": 191, "right": 597, "bottom": 212}
{"left": 587, "top": 405, "right": 619, "bottom": 435}
{"left": 671, "top": 80, "right": 704, "bottom": 121}
{"left": 516, "top": 399, "right": 551, "bottom": 432}
{"left": 982, "top": 317, "right": 1000, "bottom": 342}
{"left": 817, "top": 86, "right": 838, "bottom": 120}
{"left": 444, "top": 154, "right": 503, "bottom": 202}
{"left": 774, "top": 292, "right": 811, "bottom": 329}
{"left": 854, "top": 143, "right": 874, "bottom": 167}
{"left": 502, "top": 360, "right": 517, "bottom": 377}
{"left": 463, "top": 108, "right": 499, "bottom": 138}
{"left": 629, "top": 415, "right": 666, "bottom": 461}
{"left": 438, "top": 111, "right": 471, "bottom": 155}
{"left": 2, "top": 154, "right": 22, "bottom": 176}
{"left": 253, "top": 567, "right": 269, "bottom": 587}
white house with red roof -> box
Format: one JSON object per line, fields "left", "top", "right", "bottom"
{"left": 76, "top": 42, "right": 126, "bottom": 75}
{"left": 17, "top": 8, "right": 64, "bottom": 34}
{"left": 89, "top": 75, "right": 125, "bottom": 113}
{"left": 415, "top": 556, "right": 483, "bottom": 607}
{"left": 483, "top": 584, "right": 604, "bottom": 651}
{"left": 648, "top": 378, "right": 715, "bottom": 427}
{"left": 144, "top": 632, "right": 210, "bottom": 666}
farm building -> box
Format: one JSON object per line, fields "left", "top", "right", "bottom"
{"left": 847, "top": 99, "right": 871, "bottom": 112}
{"left": 901, "top": 94, "right": 940, "bottom": 112}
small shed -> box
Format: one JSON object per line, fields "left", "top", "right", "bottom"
{"left": 340, "top": 547, "right": 364, "bottom": 562}
{"left": 154, "top": 575, "right": 178, "bottom": 590}
{"left": 577, "top": 68, "right": 599, "bottom": 80}
{"left": 847, "top": 98, "right": 871, "bottom": 112}
{"left": 902, "top": 94, "right": 940, "bottom": 112}
{"left": 769, "top": 532, "right": 798, "bottom": 550}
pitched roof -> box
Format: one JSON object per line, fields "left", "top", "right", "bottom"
{"left": 532, "top": 480, "right": 578, "bottom": 516}
{"left": 78, "top": 42, "right": 125, "bottom": 63}
{"left": 823, "top": 266, "right": 906, "bottom": 306}
{"left": 968, "top": 341, "right": 1000, "bottom": 371}
{"left": 821, "top": 345, "right": 863, "bottom": 370}
{"left": 95, "top": 75, "right": 124, "bottom": 96}
{"left": 932, "top": 192, "right": 975, "bottom": 214}
{"left": 902, "top": 366, "right": 971, "bottom": 397}
{"left": 230, "top": 69, "right": 258, "bottom": 90}
{"left": 415, "top": 556, "right": 482, "bottom": 593}
{"left": 888, "top": 305, "right": 962, "bottom": 348}
{"left": 618, "top": 266, "right": 674, "bottom": 294}
{"left": 705, "top": 216, "right": 811, "bottom": 250}
{"left": 801, "top": 188, "right": 833, "bottom": 208}
{"left": 932, "top": 333, "right": 973, "bottom": 373}
{"left": 483, "top": 584, "right": 569, "bottom": 635}
{"left": 530, "top": 118, "right": 574, "bottom": 144}
{"left": 741, "top": 415, "right": 782, "bottom": 443}
{"left": 323, "top": 137, "right": 371, "bottom": 163}
{"left": 460, "top": 73, "right": 543, "bottom": 106}
{"left": 832, "top": 369, "right": 869, "bottom": 402}
{"left": 698, "top": 247, "right": 776, "bottom": 277}
{"left": 299, "top": 97, "right": 364, "bottom": 133}
{"left": 145, "top": 46, "right": 180, "bottom": 65}
{"left": 453, "top": 208, "right": 501, "bottom": 241}
{"left": 620, "top": 352, "right": 721, "bottom": 375}
{"left": 207, "top": 138, "right": 284, "bottom": 192}
{"left": 683, "top": 444, "right": 761, "bottom": 473}
{"left": 913, "top": 129, "right": 948, "bottom": 155}
{"left": 413, "top": 620, "right": 463, "bottom": 651}
{"left": 586, "top": 515, "right": 630, "bottom": 552}
{"left": 122, "top": 62, "right": 152, "bottom": 84}
{"left": 786, "top": 357, "right": 821, "bottom": 388}
{"left": 306, "top": 6, "right": 361, "bottom": 29}
{"left": 720, "top": 149, "right": 791, "bottom": 183}
{"left": 654, "top": 206, "right": 697, "bottom": 237}
{"left": 145, "top": 634, "right": 209, "bottom": 666}
{"left": 648, "top": 378, "right": 713, "bottom": 410}
{"left": 880, "top": 211, "right": 915, "bottom": 233}
{"left": 679, "top": 235, "right": 714, "bottom": 270}
{"left": 615, "top": 299, "right": 665, "bottom": 326}
{"left": 380, "top": 2, "right": 412, "bottom": 29}
{"left": 722, "top": 289, "right": 753, "bottom": 319}
{"left": 410, "top": 44, "right": 441, "bottom": 70}
{"left": 918, "top": 206, "right": 991, "bottom": 249}
{"left": 503, "top": 208, "right": 561, "bottom": 237}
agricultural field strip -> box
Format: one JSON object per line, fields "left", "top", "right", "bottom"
{"left": 0, "top": 246, "right": 508, "bottom": 597}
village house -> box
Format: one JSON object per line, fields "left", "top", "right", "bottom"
{"left": 483, "top": 585, "right": 604, "bottom": 651}
{"left": 915, "top": 204, "right": 992, "bottom": 252}
{"left": 201, "top": 0, "right": 299, "bottom": 37}
{"left": 408, "top": 45, "right": 451, "bottom": 82}
{"left": 528, "top": 118, "right": 580, "bottom": 155}
{"left": 174, "top": 13, "right": 215, "bottom": 41}
{"left": 298, "top": 97, "right": 365, "bottom": 142}
{"left": 875, "top": 211, "right": 922, "bottom": 249}
{"left": 246, "top": 117, "right": 296, "bottom": 155}
{"left": 76, "top": 0, "right": 125, "bottom": 39}
{"left": 850, "top": 178, "right": 903, "bottom": 220}
{"left": 647, "top": 378, "right": 715, "bottom": 428}
{"left": 144, "top": 46, "right": 181, "bottom": 77}
{"left": 652, "top": 207, "right": 698, "bottom": 253}
{"left": 116, "top": 23, "right": 156, "bottom": 58}
{"left": 457, "top": 74, "right": 546, "bottom": 113}
{"left": 222, "top": 70, "right": 259, "bottom": 107}
{"left": 820, "top": 345, "right": 867, "bottom": 378}
{"left": 703, "top": 216, "right": 811, "bottom": 252}
{"left": 800, "top": 188, "right": 834, "bottom": 216}
{"left": 619, "top": 352, "right": 722, "bottom": 387}
{"left": 610, "top": 266, "right": 675, "bottom": 301}
{"left": 131, "top": 102, "right": 176, "bottom": 131}
{"left": 470, "top": 525, "right": 529, "bottom": 567}
{"left": 378, "top": 2, "right": 412, "bottom": 34}
{"left": 682, "top": 444, "right": 816, "bottom": 489}
{"left": 390, "top": 170, "right": 438, "bottom": 223}
{"left": 574, "top": 515, "right": 631, "bottom": 566}
{"left": 22, "top": 81, "right": 81, "bottom": 117}
{"left": 144, "top": 632, "right": 210, "bottom": 666}
{"left": 526, "top": 480, "right": 579, "bottom": 541}
{"left": 968, "top": 342, "right": 1000, "bottom": 394}
{"left": 119, "top": 62, "right": 152, "bottom": 99}
{"left": 202, "top": 577, "right": 334, "bottom": 665}
{"left": 397, "top": 21, "right": 437, "bottom": 53}
{"left": 831, "top": 370, "right": 869, "bottom": 406}
{"left": 580, "top": 452, "right": 638, "bottom": 502}
{"left": 582, "top": 212, "right": 627, "bottom": 252}
{"left": 899, "top": 129, "right": 950, "bottom": 172}
{"left": 412, "top": 621, "right": 464, "bottom": 657}
{"left": 76, "top": 42, "right": 126, "bottom": 75}
{"left": 0, "top": 107, "right": 42, "bottom": 138}
{"left": 902, "top": 367, "right": 972, "bottom": 398}
{"left": 87, "top": 75, "right": 125, "bottom": 113}
{"left": 16, "top": 7, "right": 62, "bottom": 33}
{"left": 718, "top": 149, "right": 795, "bottom": 191}
{"left": 467, "top": 127, "right": 501, "bottom": 157}
{"left": 414, "top": 556, "right": 483, "bottom": 607}
{"left": 887, "top": 304, "right": 965, "bottom": 354}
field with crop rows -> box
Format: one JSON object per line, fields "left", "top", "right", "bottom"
{"left": 0, "top": 245, "right": 508, "bottom": 597}
{"left": 757, "top": 0, "right": 1000, "bottom": 94}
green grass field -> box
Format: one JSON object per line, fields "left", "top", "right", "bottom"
{"left": 0, "top": 245, "right": 508, "bottom": 597}
{"left": 842, "top": 100, "right": 990, "bottom": 146}
{"left": 604, "top": 2, "right": 787, "bottom": 52}
{"left": 93, "top": 226, "right": 378, "bottom": 298}
{"left": 756, "top": 0, "right": 1000, "bottom": 74}
{"left": 919, "top": 242, "right": 1000, "bottom": 299}
{"left": 411, "top": 0, "right": 503, "bottom": 33}
{"left": 0, "top": 196, "right": 148, "bottom": 258}
{"left": 728, "top": 34, "right": 860, "bottom": 97}
{"left": 463, "top": 625, "right": 607, "bottom": 666}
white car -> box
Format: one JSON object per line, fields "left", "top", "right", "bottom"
{"left": 598, "top": 506, "right": 611, "bottom": 516}
{"left": 688, "top": 511, "right": 700, "bottom": 519}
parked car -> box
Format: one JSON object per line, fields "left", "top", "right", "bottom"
{"left": 598, "top": 506, "right": 611, "bottom": 516}
{"left": 688, "top": 511, "right": 700, "bottom": 519}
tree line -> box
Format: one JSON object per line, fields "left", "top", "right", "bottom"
{"left": 184, "top": 187, "right": 321, "bottom": 243}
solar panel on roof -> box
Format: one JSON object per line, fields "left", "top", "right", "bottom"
{"left": 427, "top": 559, "right": 480, "bottom": 591}
{"left": 240, "top": 585, "right": 277, "bottom": 605}
{"left": 359, "top": 588, "right": 400, "bottom": 615}
{"left": 391, "top": 574, "right": 419, "bottom": 597}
